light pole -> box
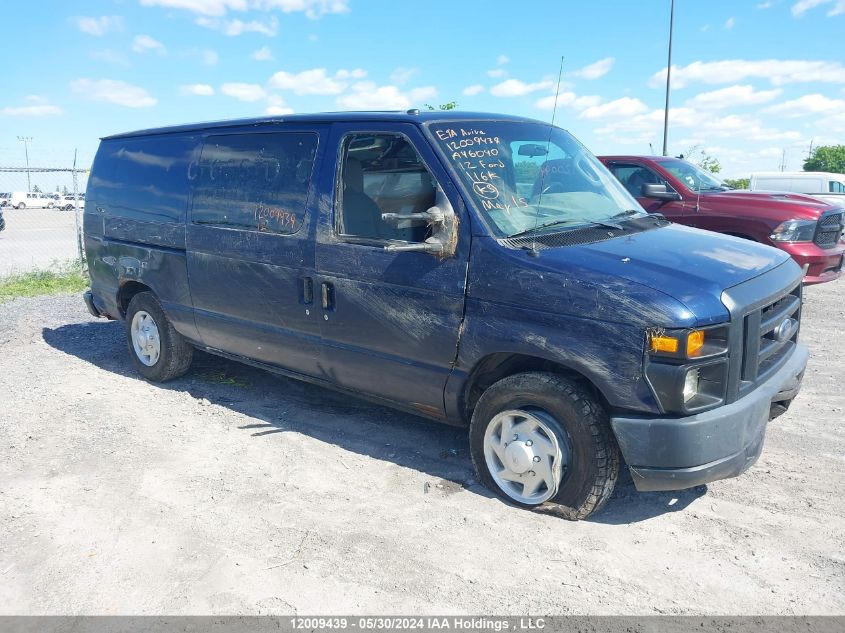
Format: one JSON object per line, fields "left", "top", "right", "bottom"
{"left": 662, "top": 0, "right": 675, "bottom": 156}
{"left": 17, "top": 135, "right": 33, "bottom": 191}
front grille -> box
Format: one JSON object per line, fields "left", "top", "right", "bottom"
{"left": 737, "top": 284, "right": 801, "bottom": 397}
{"left": 814, "top": 211, "right": 844, "bottom": 249}
{"left": 720, "top": 263, "right": 804, "bottom": 403}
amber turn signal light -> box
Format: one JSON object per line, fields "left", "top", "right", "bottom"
{"left": 650, "top": 335, "right": 679, "bottom": 353}
{"left": 687, "top": 330, "right": 705, "bottom": 356}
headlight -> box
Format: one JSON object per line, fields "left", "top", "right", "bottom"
{"left": 683, "top": 368, "right": 700, "bottom": 403}
{"left": 770, "top": 219, "right": 816, "bottom": 242}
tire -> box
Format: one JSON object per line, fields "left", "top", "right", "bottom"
{"left": 469, "top": 372, "right": 619, "bottom": 520}
{"left": 125, "top": 291, "right": 193, "bottom": 382}
{"left": 16, "top": 203, "right": 25, "bottom": 209}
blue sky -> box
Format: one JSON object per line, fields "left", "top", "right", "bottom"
{"left": 2, "top": 0, "right": 845, "bottom": 178}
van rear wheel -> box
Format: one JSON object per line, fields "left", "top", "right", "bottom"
{"left": 469, "top": 372, "right": 619, "bottom": 520}
{"left": 125, "top": 291, "right": 193, "bottom": 382}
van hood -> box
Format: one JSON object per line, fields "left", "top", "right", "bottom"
{"left": 470, "top": 223, "right": 793, "bottom": 329}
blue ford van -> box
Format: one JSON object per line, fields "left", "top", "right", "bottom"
{"left": 83, "top": 111, "right": 808, "bottom": 519}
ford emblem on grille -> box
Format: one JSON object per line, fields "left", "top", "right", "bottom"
{"left": 775, "top": 317, "right": 798, "bottom": 342}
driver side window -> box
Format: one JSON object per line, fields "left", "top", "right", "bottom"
{"left": 609, "top": 163, "right": 669, "bottom": 198}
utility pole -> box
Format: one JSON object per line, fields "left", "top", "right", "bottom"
{"left": 17, "top": 135, "right": 33, "bottom": 191}
{"left": 662, "top": 0, "right": 675, "bottom": 156}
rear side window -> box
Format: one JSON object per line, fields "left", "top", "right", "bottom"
{"left": 89, "top": 135, "right": 197, "bottom": 221}
{"left": 191, "top": 132, "right": 318, "bottom": 234}
{"left": 830, "top": 181, "right": 845, "bottom": 193}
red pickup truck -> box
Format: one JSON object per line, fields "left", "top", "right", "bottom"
{"left": 599, "top": 155, "right": 845, "bottom": 284}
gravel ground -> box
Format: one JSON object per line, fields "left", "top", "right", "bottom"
{"left": 0, "top": 280, "right": 843, "bottom": 615}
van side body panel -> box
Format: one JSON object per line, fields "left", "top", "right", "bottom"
{"left": 185, "top": 124, "right": 327, "bottom": 377}
{"left": 84, "top": 134, "right": 200, "bottom": 339}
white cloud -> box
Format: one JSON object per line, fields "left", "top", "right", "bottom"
{"left": 409, "top": 86, "right": 438, "bottom": 102}
{"left": 74, "top": 15, "right": 122, "bottom": 36}
{"left": 196, "top": 16, "right": 278, "bottom": 36}
{"left": 2, "top": 96, "right": 63, "bottom": 116}
{"left": 792, "top": 0, "right": 845, "bottom": 16}
{"left": 579, "top": 97, "right": 649, "bottom": 119}
{"left": 139, "top": 0, "right": 349, "bottom": 19}
{"left": 132, "top": 34, "right": 167, "bottom": 55}
{"left": 649, "top": 59, "right": 845, "bottom": 88}
{"left": 221, "top": 82, "right": 267, "bottom": 102}
{"left": 335, "top": 83, "right": 437, "bottom": 110}
{"left": 252, "top": 46, "right": 273, "bottom": 61}
{"left": 70, "top": 78, "right": 157, "bottom": 107}
{"left": 268, "top": 67, "right": 365, "bottom": 95}
{"left": 724, "top": 17, "right": 736, "bottom": 29}
{"left": 180, "top": 83, "right": 214, "bottom": 96}
{"left": 489, "top": 78, "right": 553, "bottom": 97}
{"left": 486, "top": 68, "right": 507, "bottom": 78}
{"left": 765, "top": 93, "right": 845, "bottom": 116}
{"left": 685, "top": 84, "right": 782, "bottom": 109}
{"left": 757, "top": 1, "right": 773, "bottom": 8}
{"left": 570, "top": 57, "right": 615, "bottom": 80}
{"left": 389, "top": 67, "right": 417, "bottom": 85}
{"left": 496, "top": 55, "right": 509, "bottom": 66}
{"left": 266, "top": 94, "right": 293, "bottom": 115}
{"left": 535, "top": 91, "right": 603, "bottom": 110}
{"left": 462, "top": 84, "right": 484, "bottom": 96}
{"left": 266, "top": 105, "right": 294, "bottom": 115}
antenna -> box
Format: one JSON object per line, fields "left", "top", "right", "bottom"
{"left": 529, "top": 55, "right": 565, "bottom": 256}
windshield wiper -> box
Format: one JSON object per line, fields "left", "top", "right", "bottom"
{"left": 508, "top": 217, "right": 624, "bottom": 239}
{"left": 590, "top": 219, "right": 624, "bottom": 230}
{"left": 507, "top": 219, "right": 578, "bottom": 238}
{"left": 609, "top": 209, "right": 642, "bottom": 219}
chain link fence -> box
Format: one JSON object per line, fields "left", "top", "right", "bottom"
{"left": 0, "top": 167, "right": 89, "bottom": 277}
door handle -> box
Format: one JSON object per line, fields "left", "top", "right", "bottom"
{"left": 300, "top": 276, "right": 313, "bottom": 304}
{"left": 320, "top": 282, "right": 334, "bottom": 310}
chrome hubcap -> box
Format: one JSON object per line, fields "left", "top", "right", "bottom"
{"left": 131, "top": 310, "right": 161, "bottom": 366}
{"left": 483, "top": 409, "right": 567, "bottom": 505}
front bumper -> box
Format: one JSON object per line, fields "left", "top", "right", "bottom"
{"left": 610, "top": 343, "right": 808, "bottom": 492}
{"left": 778, "top": 241, "right": 845, "bottom": 285}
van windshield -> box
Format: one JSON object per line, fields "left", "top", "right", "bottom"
{"left": 427, "top": 120, "right": 643, "bottom": 237}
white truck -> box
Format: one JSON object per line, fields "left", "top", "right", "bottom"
{"left": 749, "top": 171, "right": 845, "bottom": 206}
{"left": 8, "top": 191, "right": 55, "bottom": 209}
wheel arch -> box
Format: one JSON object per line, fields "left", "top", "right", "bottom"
{"left": 117, "top": 280, "right": 154, "bottom": 318}
{"left": 461, "top": 352, "right": 612, "bottom": 424}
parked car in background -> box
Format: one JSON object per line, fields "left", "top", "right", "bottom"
{"left": 8, "top": 191, "right": 55, "bottom": 209}
{"left": 57, "top": 194, "right": 85, "bottom": 211}
{"left": 83, "top": 111, "right": 808, "bottom": 519}
{"left": 600, "top": 156, "right": 845, "bottom": 284}
{"left": 0, "top": 192, "right": 10, "bottom": 207}
{"left": 750, "top": 171, "right": 845, "bottom": 206}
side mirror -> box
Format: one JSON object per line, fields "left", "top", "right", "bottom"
{"left": 642, "top": 183, "right": 681, "bottom": 201}
{"left": 381, "top": 188, "right": 458, "bottom": 257}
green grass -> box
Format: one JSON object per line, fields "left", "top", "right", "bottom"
{"left": 0, "top": 261, "right": 88, "bottom": 304}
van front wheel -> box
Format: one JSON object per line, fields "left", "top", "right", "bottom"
{"left": 469, "top": 372, "right": 619, "bottom": 520}
{"left": 125, "top": 291, "right": 193, "bottom": 382}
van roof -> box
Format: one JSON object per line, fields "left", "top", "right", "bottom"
{"left": 752, "top": 171, "right": 845, "bottom": 179}
{"left": 101, "top": 110, "right": 545, "bottom": 140}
